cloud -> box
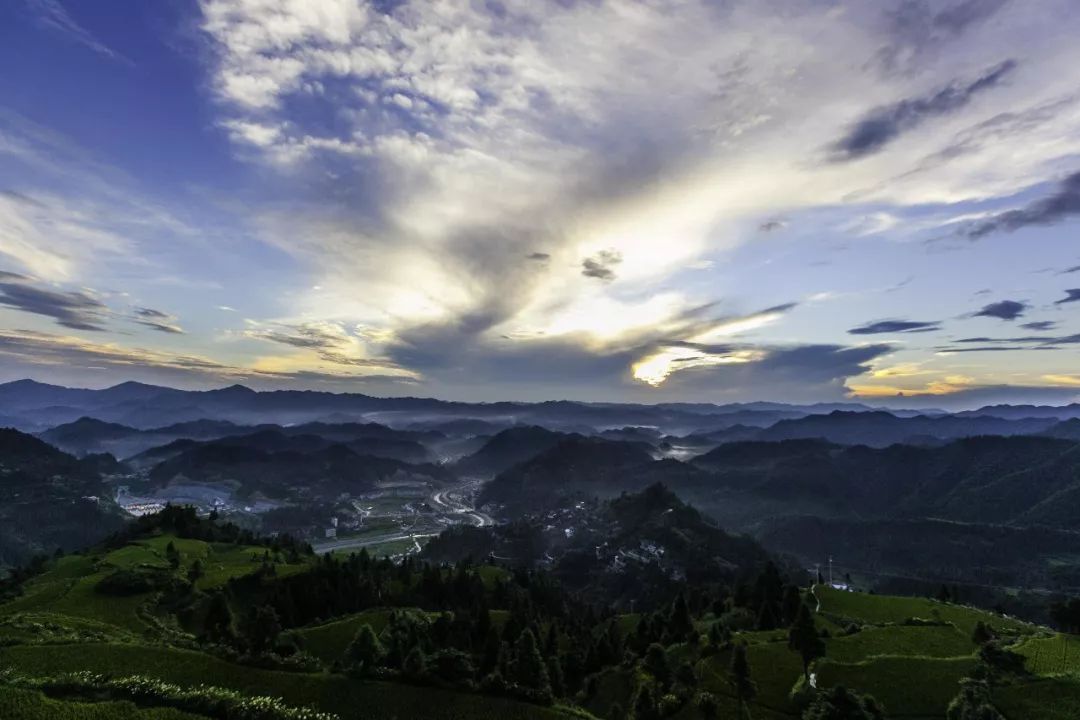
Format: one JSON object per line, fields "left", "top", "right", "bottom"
{"left": 0, "top": 278, "right": 109, "bottom": 331}
{"left": 1054, "top": 289, "right": 1080, "bottom": 305}
{"left": 0, "top": 328, "right": 416, "bottom": 389}
{"left": 848, "top": 319, "right": 941, "bottom": 335}
{"left": 25, "top": 0, "right": 129, "bottom": 62}
{"left": 1062, "top": 265, "right": 1080, "bottom": 274}
{"left": 243, "top": 321, "right": 411, "bottom": 376}
{"left": 132, "top": 307, "right": 185, "bottom": 334}
{"left": 581, "top": 249, "right": 623, "bottom": 282}
{"left": 759, "top": 218, "right": 786, "bottom": 233}
{"left": 526, "top": 252, "right": 550, "bottom": 262}
{"left": 964, "top": 170, "right": 1080, "bottom": 238}
{"left": 829, "top": 60, "right": 1017, "bottom": 161}
{"left": 973, "top": 299, "right": 1027, "bottom": 320}
{"left": 1021, "top": 320, "right": 1058, "bottom": 330}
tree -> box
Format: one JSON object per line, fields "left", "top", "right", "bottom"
{"left": 730, "top": 642, "right": 756, "bottom": 720}
{"left": 971, "top": 621, "right": 994, "bottom": 646}
{"left": 508, "top": 629, "right": 551, "bottom": 696}
{"left": 803, "top": 685, "right": 886, "bottom": 720}
{"left": 937, "top": 585, "right": 952, "bottom": 603}
{"left": 165, "top": 540, "right": 180, "bottom": 570}
{"left": 633, "top": 685, "right": 660, "bottom": 720}
{"left": 239, "top": 604, "right": 281, "bottom": 655}
{"left": 345, "top": 624, "right": 384, "bottom": 672}
{"left": 696, "top": 691, "right": 719, "bottom": 720}
{"left": 668, "top": 593, "right": 695, "bottom": 641}
{"left": 788, "top": 603, "right": 825, "bottom": 681}
{"left": 946, "top": 678, "right": 1004, "bottom": 720}
{"left": 643, "top": 643, "right": 672, "bottom": 690}
{"left": 782, "top": 585, "right": 804, "bottom": 626}
{"left": 186, "top": 559, "right": 204, "bottom": 584}
{"left": 546, "top": 655, "right": 565, "bottom": 698}
{"left": 204, "top": 591, "right": 233, "bottom": 643}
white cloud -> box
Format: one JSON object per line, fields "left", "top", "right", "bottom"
{"left": 195, "top": 0, "right": 1080, "bottom": 389}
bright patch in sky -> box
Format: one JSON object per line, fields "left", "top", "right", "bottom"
{"left": 2, "top": 0, "right": 1080, "bottom": 408}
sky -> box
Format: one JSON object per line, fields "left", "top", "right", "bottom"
{"left": 1, "top": 0, "right": 1080, "bottom": 409}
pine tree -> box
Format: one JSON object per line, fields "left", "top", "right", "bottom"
{"left": 788, "top": 603, "right": 825, "bottom": 681}
{"left": 803, "top": 685, "right": 886, "bottom": 719}
{"left": 509, "top": 629, "right": 551, "bottom": 696}
{"left": 730, "top": 642, "right": 756, "bottom": 720}
{"left": 696, "top": 691, "right": 719, "bottom": 720}
{"left": 204, "top": 591, "right": 233, "bottom": 643}
{"left": 668, "top": 593, "right": 695, "bottom": 641}
{"left": 633, "top": 685, "right": 660, "bottom": 720}
{"left": 346, "top": 624, "right": 384, "bottom": 673}
{"left": 546, "top": 655, "right": 565, "bottom": 698}
{"left": 643, "top": 643, "right": 671, "bottom": 690}
{"left": 972, "top": 621, "right": 994, "bottom": 646}
{"left": 781, "top": 585, "right": 803, "bottom": 626}
{"left": 165, "top": 540, "right": 181, "bottom": 570}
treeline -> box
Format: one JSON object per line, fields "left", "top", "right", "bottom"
{"left": 195, "top": 555, "right": 823, "bottom": 712}
{"left": 105, "top": 505, "right": 313, "bottom": 557}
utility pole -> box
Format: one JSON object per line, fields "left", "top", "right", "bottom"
{"left": 828, "top": 556, "right": 833, "bottom": 587}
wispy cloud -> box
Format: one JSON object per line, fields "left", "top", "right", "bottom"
{"left": 829, "top": 60, "right": 1017, "bottom": 162}
{"left": 964, "top": 170, "right": 1080, "bottom": 238}
{"left": 25, "top": 0, "right": 129, "bottom": 63}
{"left": 1055, "top": 289, "right": 1080, "bottom": 305}
{"left": 849, "top": 319, "right": 941, "bottom": 335}
{"left": 0, "top": 275, "right": 109, "bottom": 331}
{"left": 973, "top": 299, "right": 1028, "bottom": 320}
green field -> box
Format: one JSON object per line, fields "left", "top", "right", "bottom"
{"left": 0, "top": 685, "right": 204, "bottom": 720}
{"left": 815, "top": 586, "right": 1033, "bottom": 638}
{"left": 1015, "top": 633, "right": 1080, "bottom": 677}
{"left": 2, "top": 521, "right": 1075, "bottom": 720}
{"left": 295, "top": 609, "right": 398, "bottom": 663}
{"left": 0, "top": 643, "right": 581, "bottom": 720}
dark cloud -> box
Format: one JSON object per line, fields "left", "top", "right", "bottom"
{"left": 932, "top": 0, "right": 1009, "bottom": 34}
{"left": 662, "top": 343, "right": 895, "bottom": 403}
{"left": 848, "top": 319, "right": 941, "bottom": 335}
{"left": 132, "top": 307, "right": 185, "bottom": 334}
{"left": 1061, "top": 265, "right": 1080, "bottom": 274}
{"left": 941, "top": 331, "right": 1080, "bottom": 353}
{"left": 758, "top": 219, "right": 786, "bottom": 233}
{"left": 0, "top": 270, "right": 32, "bottom": 282}
{"left": 0, "top": 281, "right": 109, "bottom": 331}
{"left": 973, "top": 299, "right": 1027, "bottom": 320}
{"left": 1055, "top": 289, "right": 1080, "bottom": 305}
{"left": 246, "top": 323, "right": 404, "bottom": 371}
{"left": 581, "top": 249, "right": 623, "bottom": 281}
{"left": 526, "top": 252, "right": 550, "bottom": 261}
{"left": 875, "top": 1, "right": 1010, "bottom": 75}
{"left": 829, "top": 60, "right": 1016, "bottom": 161}
{"left": 964, "top": 171, "right": 1080, "bottom": 239}
{"left": 1021, "top": 320, "right": 1057, "bottom": 331}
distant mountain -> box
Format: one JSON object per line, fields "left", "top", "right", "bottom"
{"left": 958, "top": 403, "right": 1080, "bottom": 421}
{"left": 753, "top": 410, "right": 1058, "bottom": 447}
{"left": 454, "top": 425, "right": 568, "bottom": 477}
{"left": 38, "top": 417, "right": 140, "bottom": 456}
{"left": 0, "top": 378, "right": 931, "bottom": 437}
{"left": 477, "top": 435, "right": 655, "bottom": 514}
{"left": 1040, "top": 418, "right": 1080, "bottom": 441}
{"left": 144, "top": 433, "right": 452, "bottom": 500}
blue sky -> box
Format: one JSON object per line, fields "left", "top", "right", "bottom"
{"left": 1, "top": 0, "right": 1080, "bottom": 408}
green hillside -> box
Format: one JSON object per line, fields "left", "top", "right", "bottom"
{"left": 0, "top": 506, "right": 1075, "bottom": 720}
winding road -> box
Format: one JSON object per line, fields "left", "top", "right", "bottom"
{"left": 313, "top": 477, "right": 493, "bottom": 555}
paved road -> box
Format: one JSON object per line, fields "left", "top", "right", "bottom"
{"left": 314, "top": 477, "right": 492, "bottom": 555}
{"left": 314, "top": 531, "right": 441, "bottom": 555}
